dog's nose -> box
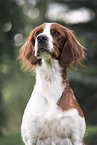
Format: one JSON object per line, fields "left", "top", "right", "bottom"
{"left": 37, "top": 35, "right": 48, "bottom": 43}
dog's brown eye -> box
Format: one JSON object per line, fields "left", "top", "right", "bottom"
{"left": 53, "top": 30, "right": 60, "bottom": 36}
{"left": 36, "top": 31, "right": 41, "bottom": 36}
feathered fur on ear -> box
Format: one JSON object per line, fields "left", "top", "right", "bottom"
{"left": 18, "top": 31, "right": 40, "bottom": 70}
{"left": 60, "top": 29, "right": 85, "bottom": 67}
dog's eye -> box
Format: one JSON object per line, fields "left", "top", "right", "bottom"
{"left": 53, "top": 30, "right": 60, "bottom": 36}
{"left": 36, "top": 30, "right": 41, "bottom": 36}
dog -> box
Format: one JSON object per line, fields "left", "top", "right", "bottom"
{"left": 19, "top": 22, "right": 86, "bottom": 145}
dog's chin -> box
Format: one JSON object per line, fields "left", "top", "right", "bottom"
{"left": 36, "top": 48, "right": 59, "bottom": 61}
{"left": 37, "top": 48, "right": 52, "bottom": 59}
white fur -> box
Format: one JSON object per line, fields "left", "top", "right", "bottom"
{"left": 21, "top": 23, "right": 86, "bottom": 145}
{"left": 35, "top": 37, "right": 38, "bottom": 56}
{"left": 42, "top": 23, "right": 53, "bottom": 51}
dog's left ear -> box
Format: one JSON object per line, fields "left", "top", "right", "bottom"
{"left": 60, "top": 29, "right": 85, "bottom": 67}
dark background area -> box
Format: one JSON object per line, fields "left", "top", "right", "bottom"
{"left": 0, "top": 0, "right": 97, "bottom": 144}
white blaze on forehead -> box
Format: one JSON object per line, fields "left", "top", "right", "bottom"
{"left": 43, "top": 23, "right": 52, "bottom": 36}
{"left": 43, "top": 23, "right": 53, "bottom": 51}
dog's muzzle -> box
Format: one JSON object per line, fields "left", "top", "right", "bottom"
{"left": 37, "top": 34, "right": 49, "bottom": 54}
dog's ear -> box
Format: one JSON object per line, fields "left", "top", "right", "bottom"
{"left": 18, "top": 31, "right": 40, "bottom": 69}
{"left": 60, "top": 29, "right": 85, "bottom": 67}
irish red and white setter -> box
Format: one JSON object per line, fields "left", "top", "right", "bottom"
{"left": 19, "top": 23, "right": 86, "bottom": 145}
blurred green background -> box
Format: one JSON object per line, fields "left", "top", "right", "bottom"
{"left": 0, "top": 0, "right": 97, "bottom": 144}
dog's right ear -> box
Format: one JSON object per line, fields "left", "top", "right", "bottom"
{"left": 18, "top": 31, "right": 40, "bottom": 70}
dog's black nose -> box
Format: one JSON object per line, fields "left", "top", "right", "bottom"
{"left": 37, "top": 35, "right": 48, "bottom": 43}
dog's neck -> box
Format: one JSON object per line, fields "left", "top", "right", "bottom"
{"left": 34, "top": 58, "right": 83, "bottom": 117}
{"left": 35, "top": 58, "right": 68, "bottom": 102}
{"left": 36, "top": 58, "right": 67, "bottom": 84}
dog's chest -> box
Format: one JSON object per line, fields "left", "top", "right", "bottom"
{"left": 34, "top": 107, "right": 75, "bottom": 139}
{"left": 24, "top": 90, "right": 81, "bottom": 140}
{"left": 24, "top": 100, "right": 82, "bottom": 144}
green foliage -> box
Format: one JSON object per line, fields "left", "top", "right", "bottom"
{"left": 0, "top": 0, "right": 28, "bottom": 134}
{"left": 84, "top": 125, "right": 97, "bottom": 145}
{"left": 0, "top": 0, "right": 26, "bottom": 61}
{"left": 2, "top": 62, "right": 35, "bottom": 132}
{"left": 0, "top": 133, "right": 23, "bottom": 145}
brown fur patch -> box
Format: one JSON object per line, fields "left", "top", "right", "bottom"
{"left": 57, "top": 84, "right": 84, "bottom": 117}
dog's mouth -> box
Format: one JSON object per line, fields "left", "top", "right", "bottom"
{"left": 37, "top": 48, "right": 51, "bottom": 59}
{"left": 37, "top": 42, "right": 51, "bottom": 57}
{"left": 37, "top": 48, "right": 48, "bottom": 54}
{"left": 36, "top": 47, "right": 60, "bottom": 60}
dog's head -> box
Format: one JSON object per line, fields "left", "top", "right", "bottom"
{"left": 19, "top": 23, "right": 85, "bottom": 69}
